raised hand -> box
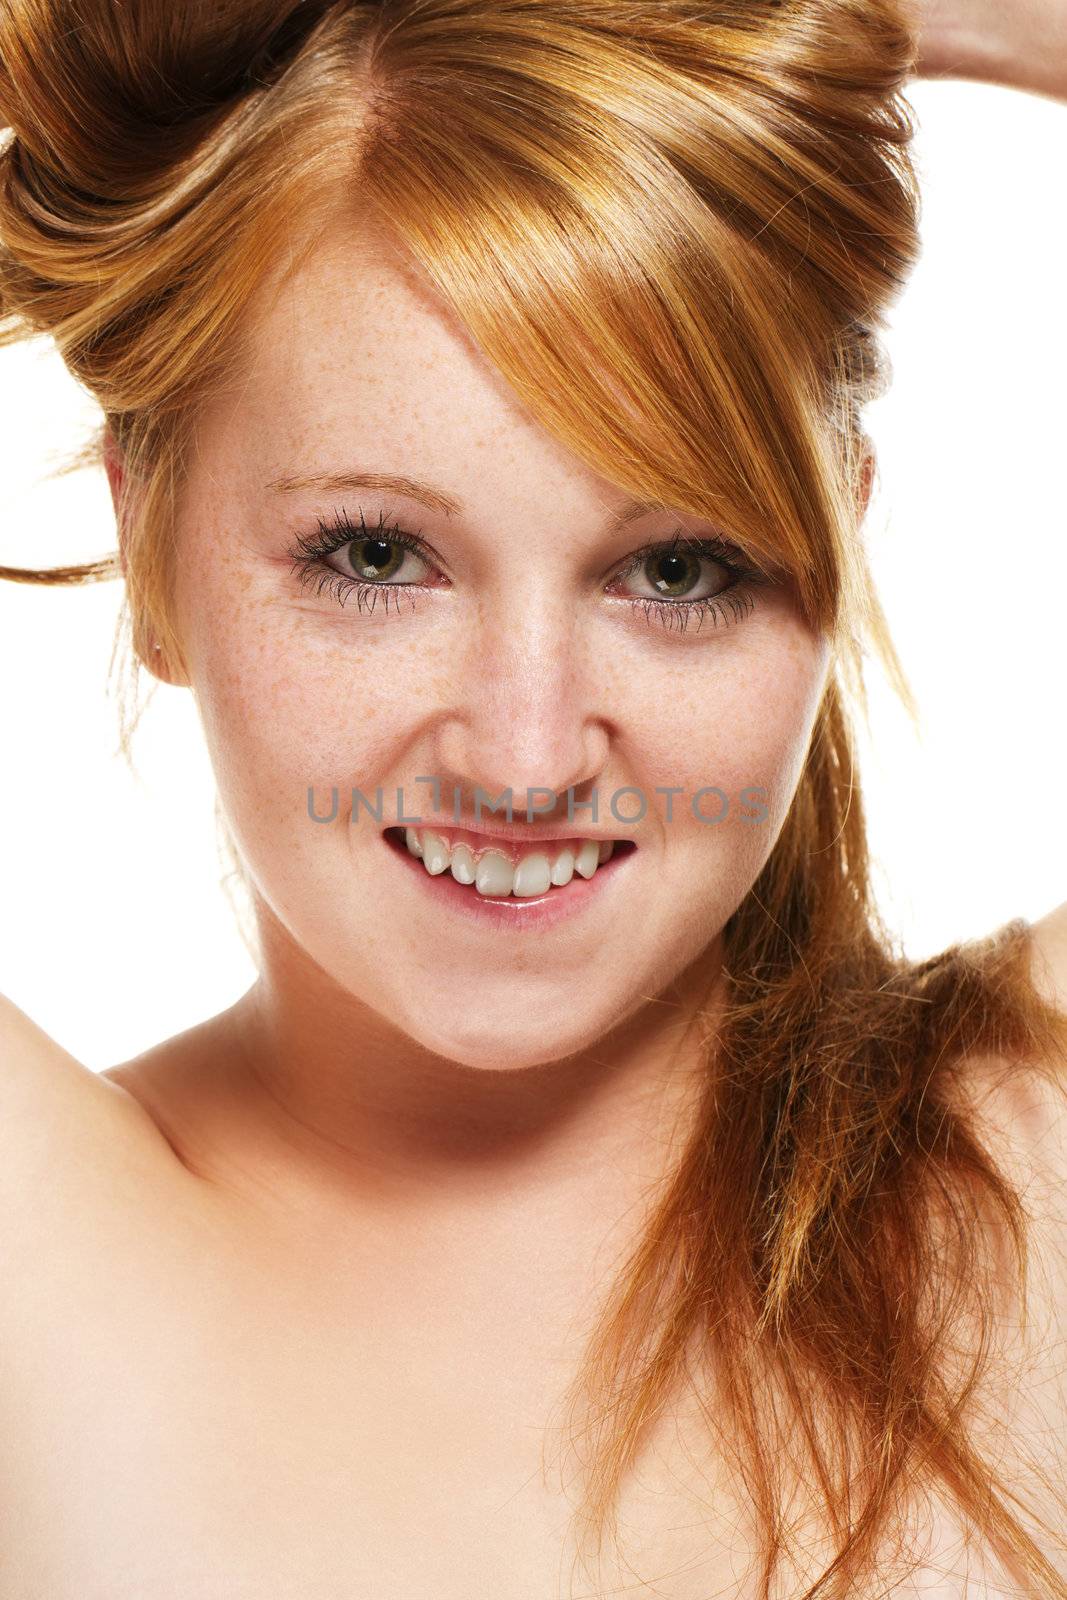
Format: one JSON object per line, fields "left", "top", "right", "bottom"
{"left": 905, "top": 0, "right": 1067, "bottom": 100}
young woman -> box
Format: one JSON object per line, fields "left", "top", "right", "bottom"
{"left": 1, "top": 2, "right": 1065, "bottom": 1596}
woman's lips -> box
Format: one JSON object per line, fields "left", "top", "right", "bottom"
{"left": 380, "top": 826, "right": 637, "bottom": 931}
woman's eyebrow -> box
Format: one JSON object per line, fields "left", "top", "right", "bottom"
{"left": 265, "top": 469, "right": 463, "bottom": 516}
{"left": 264, "top": 468, "right": 662, "bottom": 533}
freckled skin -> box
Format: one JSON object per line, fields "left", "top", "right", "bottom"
{"left": 108, "top": 214, "right": 846, "bottom": 1195}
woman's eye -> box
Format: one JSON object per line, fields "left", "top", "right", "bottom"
{"left": 287, "top": 511, "right": 768, "bottom": 633}
{"left": 606, "top": 534, "right": 769, "bottom": 633}
{"left": 325, "top": 534, "right": 432, "bottom": 586}
{"left": 285, "top": 510, "right": 439, "bottom": 613}
{"left": 618, "top": 547, "right": 730, "bottom": 604}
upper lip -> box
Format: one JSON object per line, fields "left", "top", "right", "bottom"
{"left": 386, "top": 816, "right": 633, "bottom": 845}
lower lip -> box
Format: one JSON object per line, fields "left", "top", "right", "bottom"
{"left": 381, "top": 829, "right": 638, "bottom": 931}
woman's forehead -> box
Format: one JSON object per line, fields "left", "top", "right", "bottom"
{"left": 205, "top": 220, "right": 657, "bottom": 527}
{"left": 204, "top": 209, "right": 812, "bottom": 592}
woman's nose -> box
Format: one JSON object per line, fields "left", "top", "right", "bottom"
{"left": 432, "top": 604, "right": 610, "bottom": 807}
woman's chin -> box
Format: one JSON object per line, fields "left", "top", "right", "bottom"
{"left": 390, "top": 1008, "right": 611, "bottom": 1073}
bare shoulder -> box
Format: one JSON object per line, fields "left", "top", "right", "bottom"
{"left": 0, "top": 990, "right": 176, "bottom": 1208}
{"left": 1, "top": 988, "right": 138, "bottom": 1115}
{"left": 957, "top": 902, "right": 1067, "bottom": 1213}
{"left": 995, "top": 901, "right": 1067, "bottom": 1186}
{"left": 918, "top": 907, "right": 1067, "bottom": 1574}
{"left": 1027, "top": 898, "right": 1067, "bottom": 1016}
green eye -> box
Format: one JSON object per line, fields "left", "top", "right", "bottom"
{"left": 348, "top": 538, "right": 409, "bottom": 583}
{"left": 285, "top": 509, "right": 774, "bottom": 633}
{"left": 609, "top": 530, "right": 772, "bottom": 632}
{"left": 642, "top": 549, "right": 705, "bottom": 599}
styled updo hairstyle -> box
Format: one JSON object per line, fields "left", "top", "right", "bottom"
{"left": 3, "top": 5, "right": 1067, "bottom": 1598}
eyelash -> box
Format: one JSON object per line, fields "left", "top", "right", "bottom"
{"left": 285, "top": 506, "right": 774, "bottom": 634}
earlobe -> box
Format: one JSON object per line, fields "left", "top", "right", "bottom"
{"left": 856, "top": 445, "right": 876, "bottom": 523}
{"left": 102, "top": 424, "right": 123, "bottom": 491}
{"left": 136, "top": 620, "right": 191, "bottom": 691}
{"left": 104, "top": 428, "right": 190, "bottom": 689}
{"left": 103, "top": 425, "right": 129, "bottom": 580}
{"left": 139, "top": 628, "right": 189, "bottom": 689}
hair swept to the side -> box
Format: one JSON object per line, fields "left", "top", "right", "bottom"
{"left": 2, "top": 2, "right": 1066, "bottom": 1594}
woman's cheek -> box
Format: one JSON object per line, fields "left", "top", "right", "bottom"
{"left": 639, "top": 620, "right": 827, "bottom": 841}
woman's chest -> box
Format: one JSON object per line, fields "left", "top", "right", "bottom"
{"left": 0, "top": 1305, "right": 1019, "bottom": 1600}
{"left": 0, "top": 1187, "right": 767, "bottom": 1599}
{"left": 0, "top": 1169, "right": 1037, "bottom": 1600}
{"left": 0, "top": 1323, "right": 767, "bottom": 1598}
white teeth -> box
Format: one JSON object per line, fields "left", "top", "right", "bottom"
{"left": 474, "top": 850, "right": 516, "bottom": 897}
{"left": 512, "top": 853, "right": 551, "bottom": 897}
{"left": 401, "top": 829, "right": 618, "bottom": 897}
{"left": 574, "top": 840, "right": 600, "bottom": 879}
{"left": 550, "top": 848, "right": 575, "bottom": 887}
{"left": 421, "top": 830, "right": 450, "bottom": 875}
{"left": 449, "top": 842, "right": 476, "bottom": 885}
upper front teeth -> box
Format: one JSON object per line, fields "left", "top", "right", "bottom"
{"left": 402, "top": 828, "right": 614, "bottom": 897}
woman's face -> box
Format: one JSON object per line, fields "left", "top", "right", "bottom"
{"left": 156, "top": 218, "right": 832, "bottom": 1072}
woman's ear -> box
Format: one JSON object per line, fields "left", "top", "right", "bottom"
{"left": 102, "top": 424, "right": 188, "bottom": 688}
{"left": 102, "top": 424, "right": 128, "bottom": 579}
{"left": 856, "top": 441, "right": 877, "bottom": 523}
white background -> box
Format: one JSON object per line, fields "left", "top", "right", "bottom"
{"left": 0, "top": 78, "right": 1064, "bottom": 1072}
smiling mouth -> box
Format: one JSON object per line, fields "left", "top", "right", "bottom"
{"left": 382, "top": 825, "right": 638, "bottom": 899}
